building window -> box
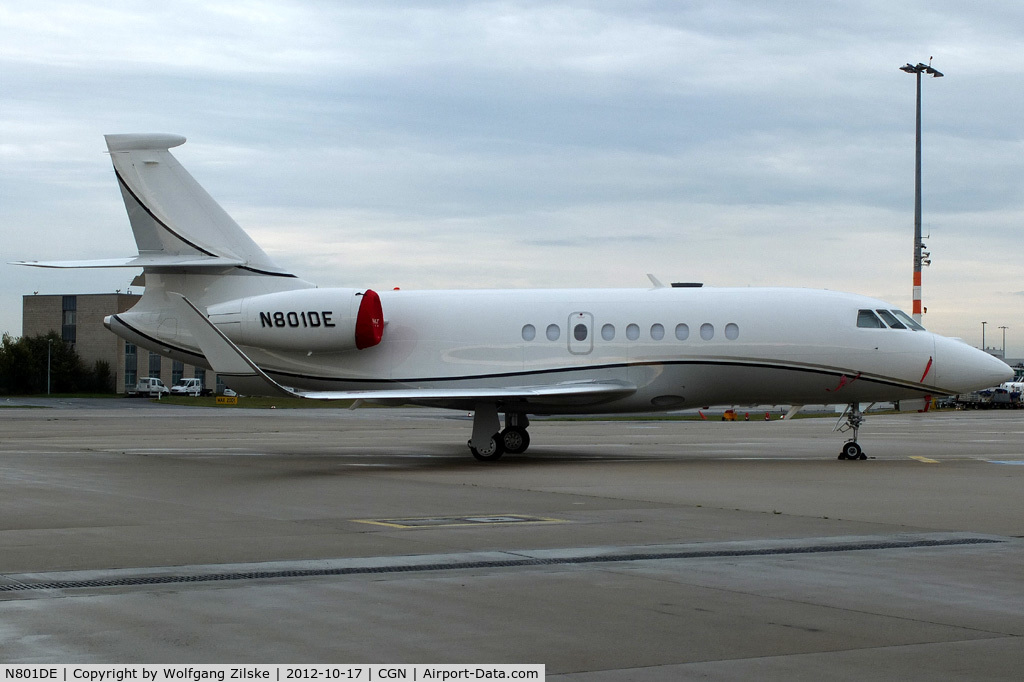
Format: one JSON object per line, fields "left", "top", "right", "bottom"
{"left": 124, "top": 342, "right": 137, "bottom": 391}
{"left": 61, "top": 295, "right": 77, "bottom": 345}
{"left": 195, "top": 367, "right": 206, "bottom": 385}
{"left": 172, "top": 360, "right": 184, "bottom": 385}
{"left": 149, "top": 352, "right": 161, "bottom": 379}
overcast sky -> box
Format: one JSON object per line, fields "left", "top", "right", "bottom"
{"left": 2, "top": 1, "right": 1022, "bottom": 356}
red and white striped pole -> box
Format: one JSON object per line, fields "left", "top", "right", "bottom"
{"left": 900, "top": 59, "right": 943, "bottom": 323}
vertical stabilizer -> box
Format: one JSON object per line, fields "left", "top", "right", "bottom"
{"left": 104, "top": 134, "right": 293, "bottom": 277}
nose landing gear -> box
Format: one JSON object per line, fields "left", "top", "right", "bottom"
{"left": 836, "top": 403, "right": 868, "bottom": 460}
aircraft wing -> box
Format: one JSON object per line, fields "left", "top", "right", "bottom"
{"left": 298, "top": 382, "right": 636, "bottom": 406}
{"left": 171, "top": 294, "right": 636, "bottom": 407}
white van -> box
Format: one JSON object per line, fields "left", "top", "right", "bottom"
{"left": 170, "top": 378, "right": 212, "bottom": 397}
{"left": 130, "top": 377, "right": 170, "bottom": 397}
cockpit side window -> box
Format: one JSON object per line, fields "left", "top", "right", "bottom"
{"left": 876, "top": 309, "right": 906, "bottom": 329}
{"left": 857, "top": 309, "right": 885, "bottom": 328}
{"left": 891, "top": 309, "right": 926, "bottom": 331}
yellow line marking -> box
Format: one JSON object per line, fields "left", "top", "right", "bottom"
{"left": 910, "top": 456, "right": 940, "bottom": 464}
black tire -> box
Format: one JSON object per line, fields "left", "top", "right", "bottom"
{"left": 501, "top": 427, "right": 530, "bottom": 454}
{"left": 840, "top": 442, "right": 863, "bottom": 460}
{"left": 469, "top": 435, "right": 504, "bottom": 461}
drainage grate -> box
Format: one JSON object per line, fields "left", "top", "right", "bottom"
{"left": 0, "top": 536, "right": 1001, "bottom": 593}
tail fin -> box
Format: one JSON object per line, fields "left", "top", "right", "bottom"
{"left": 16, "top": 134, "right": 299, "bottom": 279}
{"left": 104, "top": 134, "right": 293, "bottom": 277}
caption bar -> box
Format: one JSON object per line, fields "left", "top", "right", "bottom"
{"left": 2, "top": 666, "right": 544, "bottom": 682}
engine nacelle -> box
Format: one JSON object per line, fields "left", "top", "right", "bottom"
{"left": 206, "top": 288, "right": 384, "bottom": 352}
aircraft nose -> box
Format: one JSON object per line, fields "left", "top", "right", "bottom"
{"left": 934, "top": 335, "right": 1013, "bottom": 393}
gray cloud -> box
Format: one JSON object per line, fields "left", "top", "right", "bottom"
{"left": 2, "top": 1, "right": 1022, "bottom": 353}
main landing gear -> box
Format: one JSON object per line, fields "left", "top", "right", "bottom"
{"left": 467, "top": 404, "right": 531, "bottom": 461}
{"left": 836, "top": 403, "right": 868, "bottom": 460}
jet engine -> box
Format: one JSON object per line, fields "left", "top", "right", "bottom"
{"left": 206, "top": 288, "right": 384, "bottom": 352}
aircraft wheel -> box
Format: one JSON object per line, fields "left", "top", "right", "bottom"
{"left": 839, "top": 442, "right": 863, "bottom": 460}
{"left": 469, "top": 435, "right": 504, "bottom": 462}
{"left": 501, "top": 427, "right": 530, "bottom": 454}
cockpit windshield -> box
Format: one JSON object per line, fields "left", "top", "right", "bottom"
{"left": 857, "top": 310, "right": 885, "bottom": 328}
{"left": 890, "top": 309, "right": 926, "bottom": 330}
{"left": 857, "top": 309, "right": 927, "bottom": 331}
{"left": 876, "top": 309, "right": 905, "bottom": 329}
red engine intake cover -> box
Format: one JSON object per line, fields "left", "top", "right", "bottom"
{"left": 354, "top": 289, "right": 384, "bottom": 350}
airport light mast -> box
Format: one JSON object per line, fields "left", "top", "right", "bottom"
{"left": 900, "top": 59, "right": 943, "bottom": 324}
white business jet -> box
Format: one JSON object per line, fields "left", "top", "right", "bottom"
{"left": 18, "top": 134, "right": 1013, "bottom": 461}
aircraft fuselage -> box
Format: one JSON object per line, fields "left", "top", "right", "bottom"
{"left": 108, "top": 283, "right": 1007, "bottom": 414}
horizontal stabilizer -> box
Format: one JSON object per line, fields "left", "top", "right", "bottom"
{"left": 14, "top": 255, "right": 244, "bottom": 269}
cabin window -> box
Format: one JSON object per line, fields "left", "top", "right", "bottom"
{"left": 601, "top": 323, "right": 615, "bottom": 341}
{"left": 650, "top": 323, "right": 665, "bottom": 340}
{"left": 626, "top": 323, "right": 640, "bottom": 341}
{"left": 546, "top": 324, "right": 560, "bottom": 341}
{"left": 675, "top": 323, "right": 689, "bottom": 341}
{"left": 876, "top": 309, "right": 906, "bottom": 329}
{"left": 700, "top": 323, "right": 714, "bottom": 340}
{"left": 857, "top": 310, "right": 885, "bottom": 328}
{"left": 891, "top": 309, "right": 926, "bottom": 331}
{"left": 725, "top": 323, "right": 739, "bottom": 340}
{"left": 573, "top": 323, "right": 588, "bottom": 342}
{"left": 522, "top": 324, "right": 536, "bottom": 341}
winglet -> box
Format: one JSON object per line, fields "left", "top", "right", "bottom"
{"left": 170, "top": 293, "right": 297, "bottom": 398}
